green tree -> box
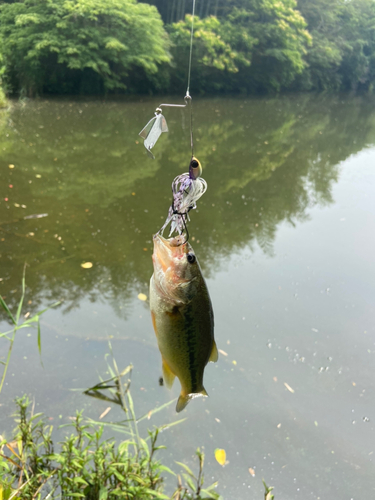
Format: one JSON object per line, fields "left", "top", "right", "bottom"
{"left": 0, "top": 0, "right": 170, "bottom": 96}
{"left": 296, "top": 0, "right": 348, "bottom": 90}
{"left": 167, "top": 14, "right": 251, "bottom": 93}
{"left": 297, "top": 0, "right": 375, "bottom": 91}
{"left": 338, "top": 0, "right": 375, "bottom": 91}
{"left": 227, "top": 0, "right": 311, "bottom": 92}
{"left": 167, "top": 0, "right": 310, "bottom": 94}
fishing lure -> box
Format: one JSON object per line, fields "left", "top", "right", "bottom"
{"left": 159, "top": 157, "right": 207, "bottom": 238}
{"left": 138, "top": 108, "right": 168, "bottom": 159}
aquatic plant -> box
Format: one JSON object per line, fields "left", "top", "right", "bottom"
{"left": 0, "top": 361, "right": 222, "bottom": 500}
{"left": 0, "top": 265, "right": 60, "bottom": 394}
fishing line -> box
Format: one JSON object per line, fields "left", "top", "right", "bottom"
{"left": 186, "top": 0, "right": 196, "bottom": 97}
{"left": 185, "top": 0, "right": 196, "bottom": 158}
{"left": 139, "top": 0, "right": 197, "bottom": 158}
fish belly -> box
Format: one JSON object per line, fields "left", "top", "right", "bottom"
{"left": 150, "top": 274, "right": 214, "bottom": 395}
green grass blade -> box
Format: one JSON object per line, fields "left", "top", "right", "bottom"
{"left": 0, "top": 330, "right": 14, "bottom": 339}
{"left": 15, "top": 264, "right": 27, "bottom": 324}
{"left": 37, "top": 319, "right": 41, "bottom": 355}
{"left": 25, "top": 301, "right": 61, "bottom": 324}
{"left": 0, "top": 295, "right": 16, "bottom": 325}
{"left": 137, "top": 398, "right": 177, "bottom": 423}
{"left": 37, "top": 318, "right": 44, "bottom": 368}
{"left": 175, "top": 461, "right": 196, "bottom": 480}
{"left": 143, "top": 418, "right": 186, "bottom": 442}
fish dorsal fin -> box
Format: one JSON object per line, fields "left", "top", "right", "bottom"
{"left": 162, "top": 357, "right": 176, "bottom": 389}
{"left": 208, "top": 340, "right": 219, "bottom": 363}
{"left": 176, "top": 388, "right": 208, "bottom": 413}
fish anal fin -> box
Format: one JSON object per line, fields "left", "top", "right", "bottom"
{"left": 162, "top": 358, "right": 176, "bottom": 389}
{"left": 209, "top": 340, "right": 219, "bottom": 363}
{"left": 176, "top": 388, "right": 208, "bottom": 413}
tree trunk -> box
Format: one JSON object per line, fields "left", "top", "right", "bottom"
{"left": 205, "top": 0, "right": 211, "bottom": 17}
{"left": 213, "top": 0, "right": 219, "bottom": 17}
{"left": 199, "top": 0, "right": 205, "bottom": 18}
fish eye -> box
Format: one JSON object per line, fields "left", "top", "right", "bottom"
{"left": 187, "top": 253, "right": 196, "bottom": 264}
{"left": 191, "top": 159, "right": 199, "bottom": 169}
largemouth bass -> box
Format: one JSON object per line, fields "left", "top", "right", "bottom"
{"left": 150, "top": 234, "right": 218, "bottom": 412}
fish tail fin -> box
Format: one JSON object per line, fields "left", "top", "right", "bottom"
{"left": 176, "top": 388, "right": 208, "bottom": 413}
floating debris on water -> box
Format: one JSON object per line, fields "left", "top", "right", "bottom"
{"left": 81, "top": 262, "right": 93, "bottom": 269}
{"left": 284, "top": 382, "right": 295, "bottom": 393}
{"left": 215, "top": 448, "right": 226, "bottom": 466}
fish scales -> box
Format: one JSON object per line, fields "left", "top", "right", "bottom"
{"left": 150, "top": 234, "right": 218, "bottom": 412}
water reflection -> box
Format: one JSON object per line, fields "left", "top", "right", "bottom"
{"left": 1, "top": 94, "right": 375, "bottom": 319}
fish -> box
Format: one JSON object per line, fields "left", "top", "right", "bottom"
{"left": 150, "top": 234, "right": 218, "bottom": 412}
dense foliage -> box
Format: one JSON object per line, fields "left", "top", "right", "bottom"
{"left": 0, "top": 0, "right": 170, "bottom": 96}
{"left": 0, "top": 0, "right": 375, "bottom": 95}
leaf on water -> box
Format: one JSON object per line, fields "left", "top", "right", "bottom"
{"left": 81, "top": 262, "right": 93, "bottom": 269}
{"left": 214, "top": 448, "right": 226, "bottom": 466}
{"left": 99, "top": 407, "right": 111, "bottom": 420}
{"left": 248, "top": 467, "right": 255, "bottom": 477}
{"left": 284, "top": 382, "right": 295, "bottom": 393}
{"left": 138, "top": 293, "right": 147, "bottom": 301}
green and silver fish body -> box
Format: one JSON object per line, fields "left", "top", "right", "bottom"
{"left": 150, "top": 234, "right": 218, "bottom": 412}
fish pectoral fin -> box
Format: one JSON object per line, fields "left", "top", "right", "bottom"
{"left": 162, "top": 358, "right": 176, "bottom": 389}
{"left": 208, "top": 340, "right": 219, "bottom": 363}
{"left": 176, "top": 388, "right": 208, "bottom": 413}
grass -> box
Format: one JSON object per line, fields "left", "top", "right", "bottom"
{"left": 0, "top": 264, "right": 60, "bottom": 394}
{"left": 0, "top": 359, "right": 221, "bottom": 500}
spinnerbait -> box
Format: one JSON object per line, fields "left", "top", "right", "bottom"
{"left": 159, "top": 157, "right": 207, "bottom": 239}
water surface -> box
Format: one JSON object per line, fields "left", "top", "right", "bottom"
{"left": 1, "top": 94, "right": 375, "bottom": 499}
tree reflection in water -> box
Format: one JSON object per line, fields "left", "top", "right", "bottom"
{"left": 1, "top": 94, "right": 374, "bottom": 318}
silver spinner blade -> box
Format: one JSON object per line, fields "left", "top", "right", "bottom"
{"left": 139, "top": 113, "right": 168, "bottom": 159}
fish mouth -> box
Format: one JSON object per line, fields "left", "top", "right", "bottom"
{"left": 153, "top": 233, "right": 186, "bottom": 248}
{"left": 153, "top": 234, "right": 187, "bottom": 272}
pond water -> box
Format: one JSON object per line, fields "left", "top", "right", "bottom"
{"left": 1, "top": 94, "right": 375, "bottom": 499}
